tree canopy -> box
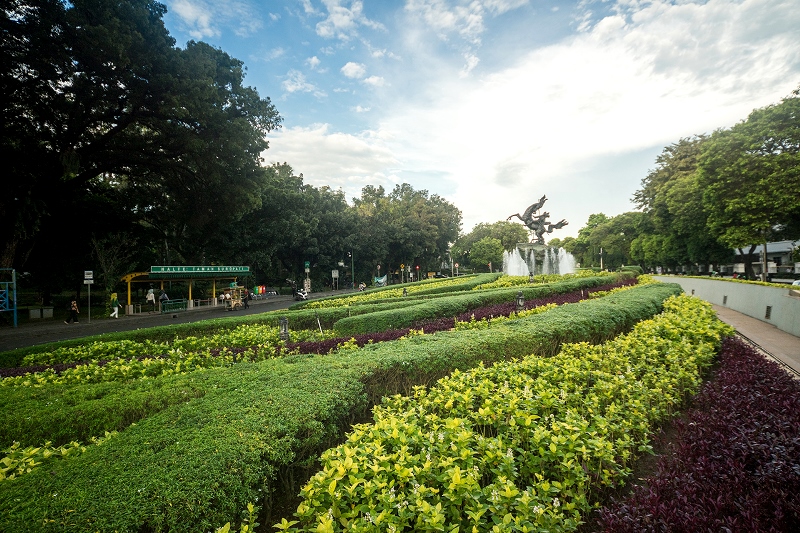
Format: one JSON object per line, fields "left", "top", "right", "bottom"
{"left": 1, "top": 0, "right": 281, "bottom": 289}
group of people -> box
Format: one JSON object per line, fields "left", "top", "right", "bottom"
{"left": 146, "top": 288, "right": 169, "bottom": 312}
{"left": 218, "top": 289, "right": 251, "bottom": 308}
{"left": 64, "top": 285, "right": 258, "bottom": 325}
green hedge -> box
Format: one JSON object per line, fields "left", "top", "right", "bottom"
{"left": 288, "top": 273, "right": 502, "bottom": 310}
{"left": 0, "top": 282, "right": 680, "bottom": 532}
{"left": 0, "top": 300, "right": 424, "bottom": 369}
{"left": 332, "top": 273, "right": 634, "bottom": 336}
{"left": 620, "top": 265, "right": 644, "bottom": 275}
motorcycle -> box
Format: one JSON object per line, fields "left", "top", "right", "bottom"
{"left": 294, "top": 288, "right": 308, "bottom": 301}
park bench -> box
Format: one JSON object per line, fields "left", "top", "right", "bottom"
{"left": 161, "top": 298, "right": 188, "bottom": 314}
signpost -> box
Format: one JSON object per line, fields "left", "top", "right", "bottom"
{"left": 84, "top": 270, "right": 94, "bottom": 323}
{"left": 331, "top": 269, "right": 339, "bottom": 290}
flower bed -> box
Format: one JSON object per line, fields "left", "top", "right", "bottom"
{"left": 596, "top": 336, "right": 800, "bottom": 532}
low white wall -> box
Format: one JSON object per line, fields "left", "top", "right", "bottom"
{"left": 654, "top": 276, "right": 800, "bottom": 337}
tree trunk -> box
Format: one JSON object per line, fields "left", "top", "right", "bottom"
{"left": 739, "top": 245, "right": 758, "bottom": 280}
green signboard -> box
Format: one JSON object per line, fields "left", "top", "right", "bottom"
{"left": 150, "top": 266, "right": 249, "bottom": 273}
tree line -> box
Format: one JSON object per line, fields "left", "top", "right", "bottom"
{"left": 1, "top": 0, "right": 460, "bottom": 302}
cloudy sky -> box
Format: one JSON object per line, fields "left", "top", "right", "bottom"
{"left": 162, "top": 0, "right": 800, "bottom": 238}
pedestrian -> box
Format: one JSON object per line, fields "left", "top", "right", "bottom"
{"left": 159, "top": 290, "right": 168, "bottom": 311}
{"left": 109, "top": 292, "right": 121, "bottom": 318}
{"left": 64, "top": 298, "right": 79, "bottom": 324}
{"left": 243, "top": 289, "right": 250, "bottom": 309}
{"left": 146, "top": 288, "right": 156, "bottom": 313}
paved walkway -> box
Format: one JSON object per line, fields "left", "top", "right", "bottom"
{"left": 0, "top": 291, "right": 346, "bottom": 352}
{"left": 713, "top": 304, "right": 800, "bottom": 376}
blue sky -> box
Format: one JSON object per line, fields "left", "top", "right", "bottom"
{"left": 161, "top": 0, "right": 800, "bottom": 238}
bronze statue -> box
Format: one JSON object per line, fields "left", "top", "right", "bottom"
{"left": 507, "top": 196, "right": 568, "bottom": 245}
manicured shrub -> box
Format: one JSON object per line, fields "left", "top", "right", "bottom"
{"left": 283, "top": 295, "right": 731, "bottom": 532}
{"left": 0, "top": 283, "right": 679, "bottom": 532}
{"left": 293, "top": 273, "right": 501, "bottom": 309}
{"left": 332, "top": 274, "right": 635, "bottom": 336}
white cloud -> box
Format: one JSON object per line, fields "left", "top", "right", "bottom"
{"left": 354, "top": 105, "right": 371, "bottom": 112}
{"left": 404, "top": 0, "right": 529, "bottom": 45}
{"left": 265, "top": 124, "right": 400, "bottom": 198}
{"left": 341, "top": 61, "right": 367, "bottom": 78}
{"left": 316, "top": 0, "right": 386, "bottom": 40}
{"left": 167, "top": 0, "right": 262, "bottom": 39}
{"left": 306, "top": 56, "right": 322, "bottom": 69}
{"left": 460, "top": 53, "right": 480, "bottom": 77}
{"left": 379, "top": 0, "right": 800, "bottom": 233}
{"left": 170, "top": 0, "right": 219, "bottom": 39}
{"left": 282, "top": 70, "right": 327, "bottom": 98}
{"left": 363, "top": 75, "right": 386, "bottom": 87}
{"left": 265, "top": 47, "right": 286, "bottom": 61}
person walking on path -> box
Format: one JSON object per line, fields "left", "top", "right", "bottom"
{"left": 64, "top": 298, "right": 79, "bottom": 324}
{"left": 109, "top": 293, "right": 121, "bottom": 319}
{"left": 243, "top": 290, "right": 250, "bottom": 309}
{"left": 159, "top": 290, "right": 168, "bottom": 312}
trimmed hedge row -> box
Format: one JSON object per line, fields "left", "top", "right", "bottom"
{"left": 290, "top": 273, "right": 502, "bottom": 310}
{"left": 0, "top": 282, "right": 680, "bottom": 532}
{"left": 286, "top": 295, "right": 729, "bottom": 531}
{"left": 333, "top": 273, "right": 634, "bottom": 336}
{"left": 0, "top": 300, "right": 423, "bottom": 369}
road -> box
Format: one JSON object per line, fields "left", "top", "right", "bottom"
{"left": 0, "top": 291, "right": 345, "bottom": 352}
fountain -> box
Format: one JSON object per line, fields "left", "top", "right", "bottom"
{"left": 503, "top": 245, "right": 575, "bottom": 276}
{"left": 503, "top": 195, "right": 575, "bottom": 277}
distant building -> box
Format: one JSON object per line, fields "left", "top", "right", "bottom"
{"left": 728, "top": 240, "right": 797, "bottom": 276}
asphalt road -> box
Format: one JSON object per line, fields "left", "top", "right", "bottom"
{"left": 0, "top": 291, "right": 346, "bottom": 352}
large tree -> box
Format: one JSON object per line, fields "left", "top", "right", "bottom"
{"left": 1, "top": 0, "right": 281, "bottom": 286}
{"left": 698, "top": 88, "right": 800, "bottom": 279}
{"left": 631, "top": 136, "right": 732, "bottom": 272}
{"left": 351, "top": 184, "right": 461, "bottom": 280}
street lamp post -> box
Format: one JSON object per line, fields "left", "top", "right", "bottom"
{"left": 349, "top": 251, "right": 354, "bottom": 289}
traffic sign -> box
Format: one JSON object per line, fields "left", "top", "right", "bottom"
{"left": 84, "top": 270, "right": 93, "bottom": 279}
{"left": 400, "top": 263, "right": 405, "bottom": 269}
